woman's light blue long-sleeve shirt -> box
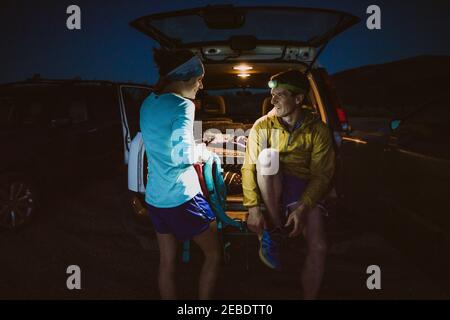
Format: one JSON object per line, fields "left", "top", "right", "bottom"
{"left": 140, "top": 92, "right": 201, "bottom": 208}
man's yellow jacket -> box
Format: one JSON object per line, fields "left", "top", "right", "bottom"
{"left": 241, "top": 107, "right": 335, "bottom": 209}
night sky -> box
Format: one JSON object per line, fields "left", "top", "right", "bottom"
{"left": 1, "top": 0, "right": 449, "bottom": 85}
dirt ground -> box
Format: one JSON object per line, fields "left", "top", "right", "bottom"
{"left": 0, "top": 168, "right": 448, "bottom": 300}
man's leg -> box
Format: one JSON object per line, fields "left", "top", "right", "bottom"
{"left": 192, "top": 221, "right": 222, "bottom": 300}
{"left": 255, "top": 150, "right": 286, "bottom": 270}
{"left": 301, "top": 206, "right": 327, "bottom": 300}
{"left": 155, "top": 233, "right": 178, "bottom": 299}
{"left": 256, "top": 166, "right": 284, "bottom": 229}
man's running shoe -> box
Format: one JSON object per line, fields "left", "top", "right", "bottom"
{"left": 258, "top": 228, "right": 284, "bottom": 270}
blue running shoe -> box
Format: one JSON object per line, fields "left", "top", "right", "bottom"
{"left": 258, "top": 229, "right": 283, "bottom": 270}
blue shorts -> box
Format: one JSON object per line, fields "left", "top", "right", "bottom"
{"left": 282, "top": 174, "right": 328, "bottom": 216}
{"left": 282, "top": 174, "right": 308, "bottom": 215}
{"left": 146, "top": 193, "right": 216, "bottom": 242}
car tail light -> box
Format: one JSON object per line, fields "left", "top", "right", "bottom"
{"left": 336, "top": 107, "right": 347, "bottom": 123}
{"left": 336, "top": 107, "right": 350, "bottom": 131}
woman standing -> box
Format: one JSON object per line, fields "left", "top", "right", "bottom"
{"left": 140, "top": 48, "right": 220, "bottom": 300}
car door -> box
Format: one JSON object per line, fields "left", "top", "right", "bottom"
{"left": 119, "top": 85, "right": 153, "bottom": 164}
{"left": 50, "top": 86, "right": 100, "bottom": 174}
{"left": 381, "top": 96, "right": 450, "bottom": 252}
{"left": 0, "top": 88, "right": 57, "bottom": 176}
{"left": 120, "top": 85, "right": 152, "bottom": 141}
{"left": 83, "top": 84, "right": 125, "bottom": 166}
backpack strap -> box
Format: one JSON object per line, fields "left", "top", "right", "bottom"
{"left": 204, "top": 154, "right": 241, "bottom": 229}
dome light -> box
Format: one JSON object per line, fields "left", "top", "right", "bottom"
{"left": 233, "top": 65, "right": 253, "bottom": 71}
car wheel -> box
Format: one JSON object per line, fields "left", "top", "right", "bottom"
{"left": 0, "top": 173, "right": 36, "bottom": 229}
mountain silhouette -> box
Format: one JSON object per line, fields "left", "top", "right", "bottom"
{"left": 331, "top": 55, "right": 450, "bottom": 116}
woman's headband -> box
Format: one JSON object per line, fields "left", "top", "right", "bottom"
{"left": 165, "top": 55, "right": 204, "bottom": 81}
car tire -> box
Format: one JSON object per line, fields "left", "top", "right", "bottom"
{"left": 0, "top": 172, "right": 37, "bottom": 230}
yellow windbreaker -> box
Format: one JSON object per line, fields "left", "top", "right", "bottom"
{"left": 241, "top": 107, "right": 335, "bottom": 209}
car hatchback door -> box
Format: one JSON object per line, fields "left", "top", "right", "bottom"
{"left": 130, "top": 5, "right": 359, "bottom": 63}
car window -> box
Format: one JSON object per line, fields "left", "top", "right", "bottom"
{"left": 202, "top": 88, "right": 318, "bottom": 124}
{"left": 52, "top": 87, "right": 94, "bottom": 125}
{"left": 68, "top": 100, "right": 88, "bottom": 124}
{"left": 397, "top": 98, "right": 450, "bottom": 158}
{"left": 407, "top": 100, "right": 449, "bottom": 125}
{"left": 144, "top": 8, "right": 355, "bottom": 47}
{"left": 84, "top": 86, "right": 118, "bottom": 122}
{"left": 18, "top": 97, "right": 51, "bottom": 127}
{"left": 22, "top": 102, "right": 45, "bottom": 126}
{"left": 202, "top": 88, "right": 269, "bottom": 124}
{"left": 0, "top": 97, "right": 16, "bottom": 126}
{"left": 1, "top": 91, "right": 53, "bottom": 127}
{"left": 51, "top": 98, "right": 89, "bottom": 124}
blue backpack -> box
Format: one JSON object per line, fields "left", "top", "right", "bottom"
{"left": 182, "top": 154, "right": 243, "bottom": 263}
{"left": 202, "top": 154, "right": 241, "bottom": 229}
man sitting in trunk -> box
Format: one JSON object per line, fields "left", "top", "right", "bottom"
{"left": 241, "top": 69, "right": 335, "bottom": 300}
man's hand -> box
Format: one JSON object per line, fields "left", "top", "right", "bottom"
{"left": 247, "top": 206, "right": 265, "bottom": 234}
{"left": 284, "top": 203, "right": 309, "bottom": 238}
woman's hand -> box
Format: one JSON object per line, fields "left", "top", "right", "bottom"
{"left": 194, "top": 143, "right": 211, "bottom": 163}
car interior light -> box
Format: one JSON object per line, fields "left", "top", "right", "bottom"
{"left": 233, "top": 65, "right": 253, "bottom": 71}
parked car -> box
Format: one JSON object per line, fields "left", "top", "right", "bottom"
{"left": 127, "top": 5, "right": 361, "bottom": 223}
{"left": 0, "top": 77, "right": 152, "bottom": 229}
{"left": 382, "top": 94, "right": 450, "bottom": 265}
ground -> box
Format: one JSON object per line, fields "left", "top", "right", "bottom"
{"left": 1, "top": 165, "right": 448, "bottom": 300}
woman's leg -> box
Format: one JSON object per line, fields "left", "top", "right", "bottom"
{"left": 155, "top": 232, "right": 178, "bottom": 299}
{"left": 192, "top": 221, "right": 222, "bottom": 300}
